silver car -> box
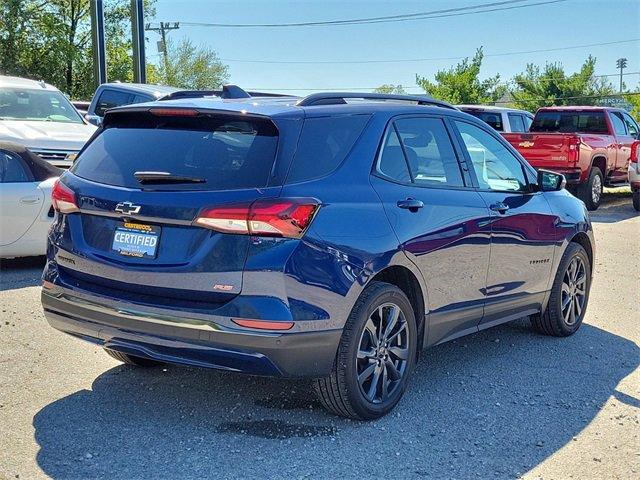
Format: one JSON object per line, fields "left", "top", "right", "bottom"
{"left": 457, "top": 105, "right": 534, "bottom": 133}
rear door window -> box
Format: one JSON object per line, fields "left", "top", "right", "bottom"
{"left": 72, "top": 114, "right": 279, "bottom": 191}
{"left": 508, "top": 113, "right": 526, "bottom": 132}
{"left": 286, "top": 115, "right": 370, "bottom": 183}
{"left": 377, "top": 117, "right": 464, "bottom": 188}
{"left": 95, "top": 89, "right": 135, "bottom": 116}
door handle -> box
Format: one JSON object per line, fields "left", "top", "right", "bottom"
{"left": 489, "top": 202, "right": 510, "bottom": 214}
{"left": 397, "top": 198, "right": 424, "bottom": 211}
{"left": 19, "top": 196, "right": 40, "bottom": 204}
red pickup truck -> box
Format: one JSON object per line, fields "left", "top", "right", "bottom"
{"left": 503, "top": 106, "right": 639, "bottom": 210}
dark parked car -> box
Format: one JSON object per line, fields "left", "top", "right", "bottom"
{"left": 42, "top": 89, "right": 595, "bottom": 420}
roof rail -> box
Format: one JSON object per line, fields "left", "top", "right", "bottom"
{"left": 297, "top": 92, "right": 455, "bottom": 109}
{"left": 159, "top": 84, "right": 296, "bottom": 101}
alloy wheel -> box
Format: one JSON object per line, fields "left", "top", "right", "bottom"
{"left": 356, "top": 303, "right": 410, "bottom": 404}
{"left": 591, "top": 175, "right": 602, "bottom": 204}
{"left": 561, "top": 256, "right": 587, "bottom": 326}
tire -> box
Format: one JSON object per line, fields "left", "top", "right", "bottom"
{"left": 531, "top": 242, "right": 591, "bottom": 337}
{"left": 577, "top": 167, "right": 603, "bottom": 211}
{"left": 104, "top": 348, "right": 163, "bottom": 367}
{"left": 313, "top": 281, "right": 418, "bottom": 420}
{"left": 633, "top": 189, "right": 640, "bottom": 212}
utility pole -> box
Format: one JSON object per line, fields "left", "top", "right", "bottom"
{"left": 131, "top": 0, "right": 146, "bottom": 83}
{"left": 90, "top": 0, "right": 107, "bottom": 88}
{"left": 145, "top": 22, "right": 180, "bottom": 73}
{"left": 616, "top": 58, "right": 627, "bottom": 93}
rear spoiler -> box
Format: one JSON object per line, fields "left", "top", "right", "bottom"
{"left": 159, "top": 85, "right": 296, "bottom": 101}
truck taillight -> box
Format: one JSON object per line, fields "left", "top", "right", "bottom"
{"left": 631, "top": 141, "right": 640, "bottom": 172}
{"left": 566, "top": 136, "right": 581, "bottom": 164}
{"left": 51, "top": 179, "right": 79, "bottom": 214}
{"left": 195, "top": 198, "right": 320, "bottom": 238}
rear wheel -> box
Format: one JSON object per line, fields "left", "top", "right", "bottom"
{"left": 633, "top": 189, "right": 640, "bottom": 212}
{"left": 531, "top": 242, "right": 591, "bottom": 337}
{"left": 313, "top": 281, "right": 418, "bottom": 420}
{"left": 577, "top": 167, "right": 603, "bottom": 211}
{"left": 104, "top": 348, "right": 163, "bottom": 367}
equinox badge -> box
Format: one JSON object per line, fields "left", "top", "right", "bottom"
{"left": 115, "top": 201, "right": 141, "bottom": 215}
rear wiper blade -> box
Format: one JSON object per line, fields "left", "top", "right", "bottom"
{"left": 134, "top": 171, "right": 206, "bottom": 184}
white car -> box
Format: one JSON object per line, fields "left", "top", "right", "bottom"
{"left": 0, "top": 75, "right": 96, "bottom": 168}
{"left": 457, "top": 105, "right": 534, "bottom": 133}
{"left": 0, "top": 142, "right": 60, "bottom": 258}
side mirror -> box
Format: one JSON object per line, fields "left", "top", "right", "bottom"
{"left": 537, "top": 169, "right": 566, "bottom": 192}
{"left": 85, "top": 114, "right": 102, "bottom": 126}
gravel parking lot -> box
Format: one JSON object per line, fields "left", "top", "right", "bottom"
{"left": 1, "top": 193, "right": 638, "bottom": 480}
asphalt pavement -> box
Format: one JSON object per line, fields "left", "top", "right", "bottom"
{"left": 1, "top": 193, "right": 638, "bottom": 480}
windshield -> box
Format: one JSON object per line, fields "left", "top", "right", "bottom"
{"left": 0, "top": 87, "right": 84, "bottom": 123}
{"left": 530, "top": 111, "right": 609, "bottom": 134}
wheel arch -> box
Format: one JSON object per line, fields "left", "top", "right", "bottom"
{"left": 590, "top": 155, "right": 608, "bottom": 177}
{"left": 569, "top": 231, "right": 594, "bottom": 272}
{"left": 368, "top": 265, "right": 427, "bottom": 353}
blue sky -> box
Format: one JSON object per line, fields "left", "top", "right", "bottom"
{"left": 150, "top": 0, "right": 640, "bottom": 94}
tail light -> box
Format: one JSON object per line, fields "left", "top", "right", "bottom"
{"left": 631, "top": 140, "right": 640, "bottom": 173}
{"left": 566, "top": 135, "right": 581, "bottom": 164}
{"left": 51, "top": 179, "right": 79, "bottom": 213}
{"left": 195, "top": 198, "right": 319, "bottom": 238}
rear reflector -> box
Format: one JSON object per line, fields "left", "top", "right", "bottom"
{"left": 42, "top": 280, "right": 54, "bottom": 290}
{"left": 195, "top": 198, "right": 319, "bottom": 238}
{"left": 232, "top": 318, "right": 295, "bottom": 330}
{"left": 51, "top": 179, "right": 79, "bottom": 213}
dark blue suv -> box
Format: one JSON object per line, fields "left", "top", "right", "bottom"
{"left": 42, "top": 89, "right": 594, "bottom": 419}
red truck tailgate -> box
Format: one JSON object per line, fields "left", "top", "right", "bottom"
{"left": 502, "top": 133, "right": 579, "bottom": 169}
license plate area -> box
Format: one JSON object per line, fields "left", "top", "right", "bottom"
{"left": 111, "top": 222, "right": 161, "bottom": 259}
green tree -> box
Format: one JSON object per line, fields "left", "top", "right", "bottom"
{"left": 416, "top": 48, "right": 506, "bottom": 104}
{"left": 511, "top": 56, "right": 615, "bottom": 111}
{"left": 0, "top": 0, "right": 157, "bottom": 99}
{"left": 156, "top": 38, "right": 229, "bottom": 90}
{"left": 374, "top": 84, "right": 406, "bottom": 94}
{"left": 622, "top": 89, "right": 640, "bottom": 120}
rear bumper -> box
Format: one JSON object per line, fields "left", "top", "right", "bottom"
{"left": 42, "top": 288, "right": 341, "bottom": 377}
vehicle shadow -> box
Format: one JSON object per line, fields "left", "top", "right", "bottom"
{"left": 33, "top": 319, "right": 639, "bottom": 479}
{"left": 0, "top": 256, "right": 45, "bottom": 291}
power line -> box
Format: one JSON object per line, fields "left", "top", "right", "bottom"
{"left": 220, "top": 39, "right": 640, "bottom": 64}
{"left": 178, "top": 0, "right": 567, "bottom": 28}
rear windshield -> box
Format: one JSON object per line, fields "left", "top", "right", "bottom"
{"left": 463, "top": 110, "right": 503, "bottom": 131}
{"left": 530, "top": 111, "right": 609, "bottom": 134}
{"left": 72, "top": 115, "right": 279, "bottom": 191}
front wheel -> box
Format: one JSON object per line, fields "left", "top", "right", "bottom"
{"left": 313, "top": 281, "right": 418, "bottom": 420}
{"left": 531, "top": 243, "right": 591, "bottom": 337}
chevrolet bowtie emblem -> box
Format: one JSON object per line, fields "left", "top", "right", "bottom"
{"left": 115, "top": 201, "right": 141, "bottom": 215}
{"left": 519, "top": 141, "right": 535, "bottom": 148}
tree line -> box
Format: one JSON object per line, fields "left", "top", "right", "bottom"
{"left": 0, "top": 0, "right": 229, "bottom": 99}
{"left": 376, "top": 48, "right": 639, "bottom": 116}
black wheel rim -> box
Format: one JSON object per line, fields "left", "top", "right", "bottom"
{"left": 561, "top": 256, "right": 587, "bottom": 326}
{"left": 356, "top": 303, "right": 410, "bottom": 404}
